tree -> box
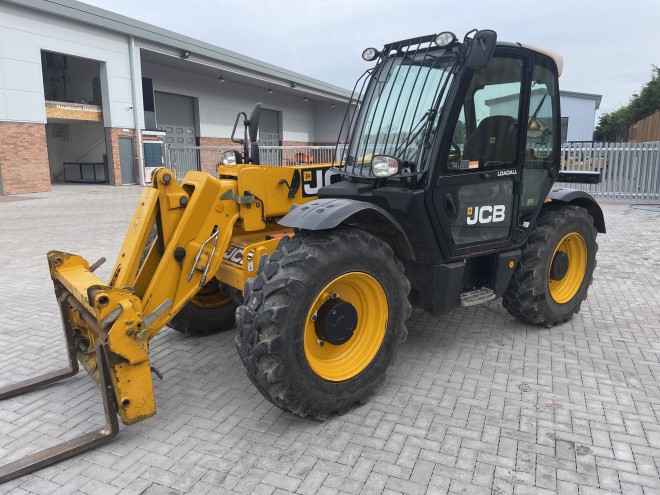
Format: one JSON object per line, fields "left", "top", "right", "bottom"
{"left": 594, "top": 66, "right": 660, "bottom": 141}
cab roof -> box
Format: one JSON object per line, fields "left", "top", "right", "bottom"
{"left": 497, "top": 41, "right": 564, "bottom": 76}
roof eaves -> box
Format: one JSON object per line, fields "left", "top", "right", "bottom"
{"left": 3, "top": 0, "right": 353, "bottom": 99}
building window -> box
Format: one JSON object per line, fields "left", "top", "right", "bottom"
{"left": 144, "top": 142, "right": 163, "bottom": 167}
{"left": 41, "top": 51, "right": 102, "bottom": 105}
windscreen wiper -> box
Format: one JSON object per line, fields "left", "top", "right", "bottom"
{"left": 393, "top": 109, "right": 435, "bottom": 157}
{"left": 528, "top": 93, "right": 548, "bottom": 128}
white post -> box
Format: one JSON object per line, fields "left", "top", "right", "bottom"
{"left": 129, "top": 36, "right": 146, "bottom": 186}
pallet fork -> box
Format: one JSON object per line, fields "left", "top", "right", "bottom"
{"left": 0, "top": 283, "right": 119, "bottom": 483}
{"left": 0, "top": 169, "right": 243, "bottom": 483}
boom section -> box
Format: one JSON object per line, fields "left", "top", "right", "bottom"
{"left": 48, "top": 168, "right": 242, "bottom": 424}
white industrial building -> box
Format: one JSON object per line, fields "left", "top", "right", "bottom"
{"left": 0, "top": 0, "right": 603, "bottom": 195}
{"left": 0, "top": 0, "right": 352, "bottom": 195}
{"left": 487, "top": 89, "right": 601, "bottom": 144}
{"left": 559, "top": 90, "right": 602, "bottom": 142}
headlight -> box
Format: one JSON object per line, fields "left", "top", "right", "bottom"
{"left": 371, "top": 155, "right": 400, "bottom": 177}
{"left": 220, "top": 150, "right": 242, "bottom": 166}
{"left": 362, "top": 47, "right": 380, "bottom": 61}
{"left": 435, "top": 32, "right": 457, "bottom": 47}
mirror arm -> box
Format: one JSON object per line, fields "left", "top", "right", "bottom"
{"left": 243, "top": 117, "right": 250, "bottom": 163}
{"left": 231, "top": 112, "right": 248, "bottom": 144}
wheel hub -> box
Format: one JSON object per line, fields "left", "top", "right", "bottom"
{"left": 314, "top": 298, "right": 358, "bottom": 345}
{"left": 550, "top": 251, "right": 569, "bottom": 281}
{"left": 304, "top": 271, "right": 387, "bottom": 382}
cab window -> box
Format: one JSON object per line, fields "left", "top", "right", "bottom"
{"left": 446, "top": 57, "right": 524, "bottom": 173}
{"left": 519, "top": 63, "right": 557, "bottom": 210}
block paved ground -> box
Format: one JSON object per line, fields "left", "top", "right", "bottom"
{"left": 0, "top": 184, "right": 659, "bottom": 495}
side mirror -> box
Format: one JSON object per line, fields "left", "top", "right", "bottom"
{"left": 250, "top": 142, "right": 260, "bottom": 165}
{"left": 228, "top": 103, "right": 261, "bottom": 164}
{"left": 247, "top": 103, "right": 261, "bottom": 143}
{"left": 466, "top": 30, "right": 497, "bottom": 69}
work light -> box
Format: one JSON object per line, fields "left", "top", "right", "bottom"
{"left": 435, "top": 32, "right": 457, "bottom": 47}
{"left": 362, "top": 47, "right": 380, "bottom": 61}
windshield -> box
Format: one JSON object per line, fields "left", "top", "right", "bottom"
{"left": 340, "top": 48, "right": 457, "bottom": 177}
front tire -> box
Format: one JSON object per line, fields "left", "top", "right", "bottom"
{"left": 235, "top": 227, "right": 411, "bottom": 419}
{"left": 503, "top": 205, "right": 598, "bottom": 326}
{"left": 168, "top": 284, "right": 238, "bottom": 335}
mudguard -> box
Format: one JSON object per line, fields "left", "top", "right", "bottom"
{"left": 278, "top": 198, "right": 415, "bottom": 260}
{"left": 547, "top": 187, "right": 606, "bottom": 233}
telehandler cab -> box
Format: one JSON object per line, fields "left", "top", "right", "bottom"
{"left": 0, "top": 29, "right": 604, "bottom": 482}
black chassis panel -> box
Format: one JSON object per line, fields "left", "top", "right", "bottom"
{"left": 547, "top": 187, "right": 606, "bottom": 233}
{"left": 278, "top": 193, "right": 416, "bottom": 262}
{"left": 316, "top": 181, "right": 446, "bottom": 264}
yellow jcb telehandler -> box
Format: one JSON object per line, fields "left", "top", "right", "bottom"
{"left": 0, "top": 29, "right": 605, "bottom": 482}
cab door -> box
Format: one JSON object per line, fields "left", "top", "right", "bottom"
{"left": 516, "top": 60, "right": 561, "bottom": 241}
{"left": 431, "top": 55, "right": 528, "bottom": 258}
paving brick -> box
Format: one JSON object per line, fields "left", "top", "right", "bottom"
{"left": 296, "top": 470, "right": 326, "bottom": 495}
{"left": 535, "top": 463, "right": 556, "bottom": 491}
{"left": 1, "top": 192, "right": 660, "bottom": 495}
{"left": 261, "top": 472, "right": 302, "bottom": 492}
{"left": 409, "top": 458, "right": 434, "bottom": 486}
{"left": 597, "top": 466, "right": 621, "bottom": 492}
{"left": 288, "top": 454, "right": 317, "bottom": 479}
{"left": 618, "top": 471, "right": 660, "bottom": 490}
{"left": 372, "top": 460, "right": 412, "bottom": 480}
{"left": 79, "top": 479, "right": 121, "bottom": 495}
{"left": 233, "top": 469, "right": 266, "bottom": 494}
{"left": 361, "top": 472, "right": 388, "bottom": 495}
{"left": 629, "top": 486, "right": 651, "bottom": 495}
{"left": 322, "top": 473, "right": 363, "bottom": 494}
{"left": 384, "top": 476, "right": 427, "bottom": 495}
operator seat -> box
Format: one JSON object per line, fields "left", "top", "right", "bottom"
{"left": 463, "top": 115, "right": 518, "bottom": 165}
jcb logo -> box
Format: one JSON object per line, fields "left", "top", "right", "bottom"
{"left": 302, "top": 167, "right": 342, "bottom": 197}
{"left": 467, "top": 205, "right": 506, "bottom": 225}
{"left": 223, "top": 245, "right": 244, "bottom": 266}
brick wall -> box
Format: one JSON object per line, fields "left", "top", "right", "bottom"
{"left": 0, "top": 122, "right": 51, "bottom": 195}
{"left": 281, "top": 141, "right": 337, "bottom": 146}
{"left": 281, "top": 140, "right": 311, "bottom": 146}
{"left": 198, "top": 137, "right": 239, "bottom": 175}
{"left": 0, "top": 125, "right": 333, "bottom": 195}
{"left": 105, "top": 127, "right": 139, "bottom": 185}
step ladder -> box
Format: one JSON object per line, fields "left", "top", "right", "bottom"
{"left": 459, "top": 287, "right": 497, "bottom": 307}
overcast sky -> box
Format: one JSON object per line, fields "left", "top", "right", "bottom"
{"left": 83, "top": 0, "right": 658, "bottom": 119}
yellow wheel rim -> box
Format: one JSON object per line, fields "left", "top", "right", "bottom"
{"left": 304, "top": 272, "right": 388, "bottom": 382}
{"left": 548, "top": 232, "right": 587, "bottom": 304}
{"left": 191, "top": 285, "right": 233, "bottom": 309}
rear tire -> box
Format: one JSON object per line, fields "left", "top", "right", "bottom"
{"left": 168, "top": 284, "right": 238, "bottom": 335}
{"left": 503, "top": 205, "right": 598, "bottom": 326}
{"left": 235, "top": 227, "right": 411, "bottom": 419}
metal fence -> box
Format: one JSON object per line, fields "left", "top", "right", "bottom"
{"left": 164, "top": 145, "right": 241, "bottom": 181}
{"left": 163, "top": 142, "right": 660, "bottom": 200}
{"left": 259, "top": 146, "right": 335, "bottom": 166}
{"left": 559, "top": 141, "right": 660, "bottom": 200}
{"left": 166, "top": 145, "right": 201, "bottom": 180}
{"left": 164, "top": 145, "right": 336, "bottom": 181}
